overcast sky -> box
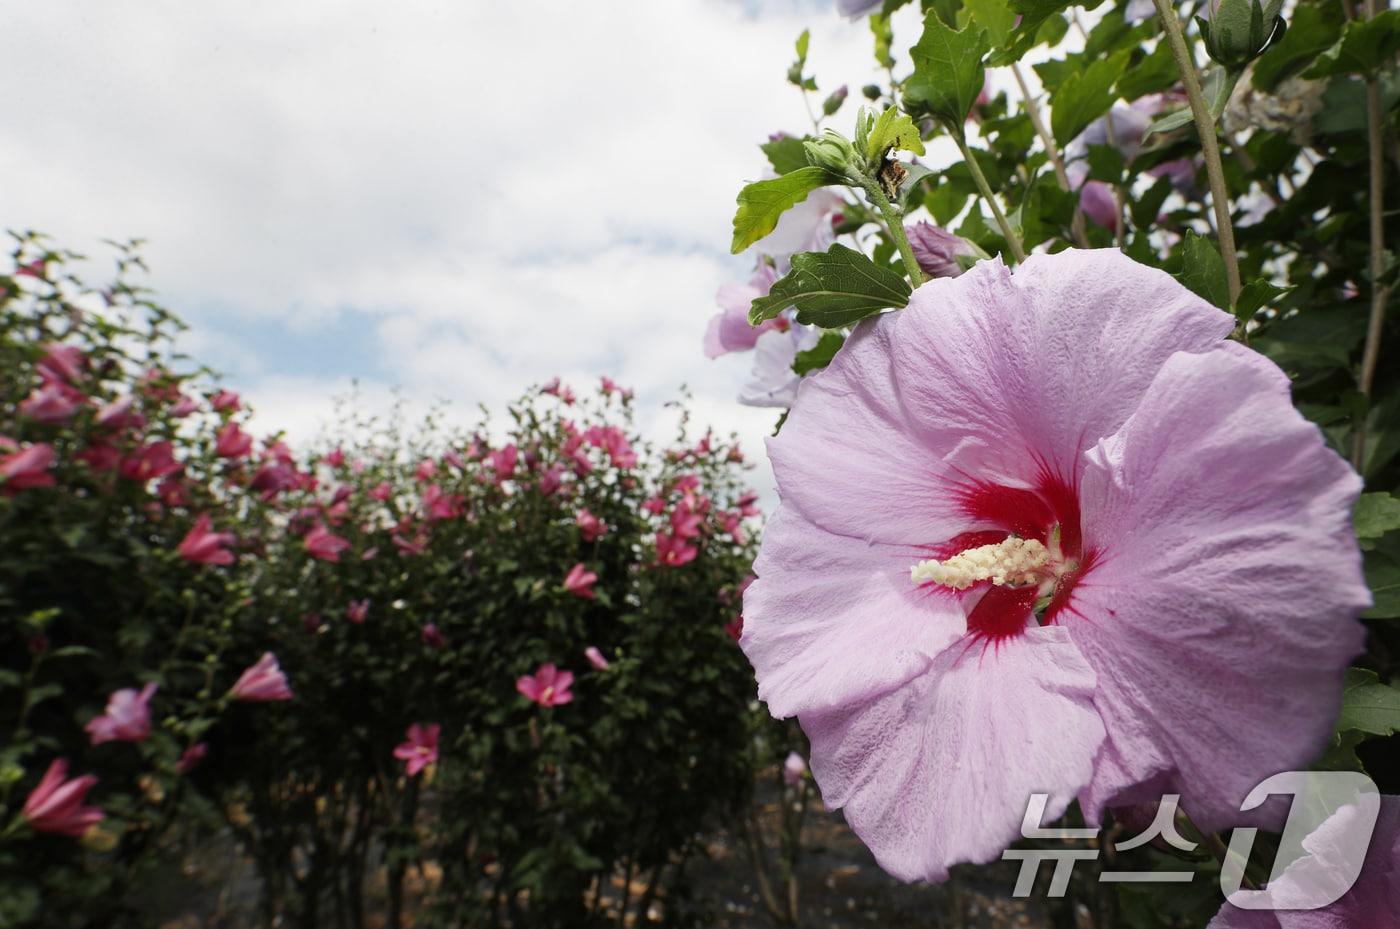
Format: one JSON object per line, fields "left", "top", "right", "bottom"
{"left": 0, "top": 0, "right": 933, "bottom": 490}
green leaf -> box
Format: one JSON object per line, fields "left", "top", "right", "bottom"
{"left": 1117, "top": 39, "right": 1180, "bottom": 101}
{"left": 1144, "top": 66, "right": 1242, "bottom": 138}
{"left": 1234, "top": 279, "right": 1287, "bottom": 325}
{"left": 1364, "top": 550, "right": 1400, "bottom": 618}
{"left": 1356, "top": 493, "right": 1400, "bottom": 539}
{"left": 1050, "top": 51, "right": 1130, "bottom": 146}
{"left": 864, "top": 107, "right": 927, "bottom": 162}
{"left": 1177, "top": 232, "right": 1231, "bottom": 310}
{"left": 731, "top": 167, "right": 840, "bottom": 254}
{"left": 962, "top": 0, "right": 1016, "bottom": 47}
{"left": 871, "top": 13, "right": 896, "bottom": 69}
{"left": 795, "top": 29, "right": 810, "bottom": 64}
{"left": 1337, "top": 668, "right": 1400, "bottom": 735}
{"left": 1253, "top": 1, "right": 1345, "bottom": 90}
{"left": 760, "top": 135, "right": 811, "bottom": 175}
{"left": 749, "top": 244, "right": 912, "bottom": 328}
{"left": 907, "top": 12, "right": 990, "bottom": 126}
{"left": 1304, "top": 9, "right": 1400, "bottom": 78}
{"left": 994, "top": 0, "right": 1073, "bottom": 63}
{"left": 792, "top": 331, "right": 846, "bottom": 375}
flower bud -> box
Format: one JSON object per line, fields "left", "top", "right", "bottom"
{"left": 906, "top": 222, "right": 978, "bottom": 279}
{"left": 802, "top": 131, "right": 858, "bottom": 178}
{"left": 822, "top": 84, "right": 849, "bottom": 116}
{"left": 862, "top": 84, "right": 882, "bottom": 101}
{"left": 1198, "top": 0, "right": 1285, "bottom": 70}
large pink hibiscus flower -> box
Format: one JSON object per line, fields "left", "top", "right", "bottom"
{"left": 740, "top": 249, "right": 1369, "bottom": 882}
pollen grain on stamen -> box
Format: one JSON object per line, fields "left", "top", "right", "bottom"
{"left": 910, "top": 537, "right": 1050, "bottom": 591}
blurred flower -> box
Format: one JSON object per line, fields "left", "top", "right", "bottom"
{"left": 564, "top": 562, "right": 598, "bottom": 599}
{"left": 120, "top": 440, "right": 181, "bottom": 483}
{"left": 215, "top": 422, "right": 254, "bottom": 459}
{"left": 169, "top": 394, "right": 199, "bottom": 418}
{"left": 584, "top": 646, "right": 610, "bottom": 671}
{"left": 655, "top": 532, "right": 698, "bottom": 568}
{"left": 323, "top": 447, "right": 345, "bottom": 468}
{"left": 516, "top": 663, "right": 574, "bottom": 708}
{"left": 37, "top": 343, "right": 85, "bottom": 383}
{"left": 0, "top": 441, "right": 55, "bottom": 493}
{"left": 175, "top": 743, "right": 208, "bottom": 775}
{"left": 670, "top": 500, "right": 704, "bottom": 539}
{"left": 837, "top": 0, "right": 881, "bottom": 19}
{"left": 1079, "top": 181, "right": 1119, "bottom": 231}
{"left": 369, "top": 481, "right": 392, "bottom": 501}
{"left": 85, "top": 682, "right": 158, "bottom": 745}
{"left": 783, "top": 752, "right": 807, "bottom": 786}
{"left": 752, "top": 186, "right": 842, "bottom": 265}
{"left": 421, "top": 623, "right": 446, "bottom": 649}
{"left": 20, "top": 376, "right": 83, "bottom": 423}
{"left": 738, "top": 324, "right": 823, "bottom": 408}
{"left": 907, "top": 222, "right": 977, "bottom": 279}
{"left": 1146, "top": 157, "right": 1203, "bottom": 199}
{"left": 725, "top": 615, "right": 744, "bottom": 641}
{"left": 178, "top": 514, "right": 236, "bottom": 566}
{"left": 576, "top": 509, "right": 607, "bottom": 542}
{"left": 422, "top": 484, "right": 463, "bottom": 520}
{"left": 538, "top": 464, "right": 565, "bottom": 497}
{"left": 210, "top": 389, "right": 240, "bottom": 412}
{"left": 414, "top": 458, "right": 437, "bottom": 481}
{"left": 490, "top": 444, "right": 518, "bottom": 482}
{"left": 304, "top": 524, "right": 351, "bottom": 562}
{"left": 705, "top": 263, "right": 786, "bottom": 359}
{"left": 393, "top": 723, "right": 440, "bottom": 777}
{"left": 22, "top": 759, "right": 103, "bottom": 838}
{"left": 717, "top": 510, "right": 747, "bottom": 544}
{"left": 230, "top": 652, "right": 293, "bottom": 701}
{"left": 741, "top": 251, "right": 1367, "bottom": 882}
{"left": 346, "top": 599, "right": 370, "bottom": 624}
{"left": 94, "top": 395, "right": 137, "bottom": 429}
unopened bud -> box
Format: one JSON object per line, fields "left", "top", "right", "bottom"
{"left": 1198, "top": 0, "right": 1285, "bottom": 69}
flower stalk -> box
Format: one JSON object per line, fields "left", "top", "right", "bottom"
{"left": 951, "top": 129, "right": 1028, "bottom": 263}
{"left": 861, "top": 178, "right": 926, "bottom": 286}
{"left": 1153, "top": 0, "right": 1242, "bottom": 304}
{"left": 1011, "top": 62, "right": 1092, "bottom": 250}
{"left": 1354, "top": 0, "right": 1390, "bottom": 470}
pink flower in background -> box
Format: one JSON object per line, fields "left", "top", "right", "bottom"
{"left": 215, "top": 422, "right": 254, "bottom": 459}
{"left": 393, "top": 530, "right": 428, "bottom": 556}
{"left": 489, "top": 444, "right": 518, "bottom": 482}
{"left": 178, "top": 514, "right": 236, "bottom": 566}
{"left": 907, "top": 222, "right": 977, "bottom": 279}
{"left": 37, "top": 343, "right": 85, "bottom": 383}
{"left": 230, "top": 652, "right": 293, "bottom": 701}
{"left": 717, "top": 511, "right": 747, "bottom": 544}
{"left": 393, "top": 723, "right": 440, "bottom": 776}
{"left": 346, "top": 599, "right": 370, "bottom": 624}
{"left": 576, "top": 508, "right": 607, "bottom": 542}
{"left": 673, "top": 474, "right": 701, "bottom": 494}
{"left": 670, "top": 500, "right": 704, "bottom": 539}
{"left": 85, "top": 682, "right": 158, "bottom": 745}
{"left": 422, "top": 484, "right": 463, "bottom": 520}
{"left": 538, "top": 465, "right": 565, "bottom": 496}
{"left": 210, "top": 389, "right": 240, "bottom": 412}
{"left": 783, "top": 752, "right": 807, "bottom": 786}
{"left": 175, "top": 743, "right": 208, "bottom": 775}
{"left": 304, "top": 524, "right": 351, "bottom": 562}
{"left": 369, "top": 482, "right": 392, "bottom": 501}
{"left": 541, "top": 376, "right": 562, "bottom": 395}
{"left": 323, "top": 447, "right": 345, "bottom": 468}
{"left": 120, "top": 440, "right": 180, "bottom": 483}
{"left": 563, "top": 562, "right": 598, "bottom": 599}
{"left": 75, "top": 442, "right": 120, "bottom": 474}
{"left": 584, "top": 646, "right": 610, "bottom": 671}
{"left": 1208, "top": 796, "right": 1400, "bottom": 928}
{"left": 600, "top": 376, "right": 627, "bottom": 396}
{"left": 169, "top": 394, "right": 199, "bottom": 418}
{"left": 655, "top": 532, "right": 697, "bottom": 568}
{"left": 725, "top": 615, "right": 744, "bottom": 642}
{"left": 516, "top": 663, "right": 574, "bottom": 708}
{"left": 642, "top": 495, "right": 666, "bottom": 516}
{"left": 751, "top": 185, "right": 842, "bottom": 263}
{"left": 741, "top": 250, "right": 1368, "bottom": 882}
{"left": 421, "top": 623, "right": 446, "bottom": 649}
{"left": 739, "top": 324, "right": 823, "bottom": 408}
{"left": 1080, "top": 180, "right": 1119, "bottom": 231}
{"left": 94, "top": 395, "right": 136, "bottom": 429}
{"left": 20, "top": 376, "right": 82, "bottom": 422}
{"left": 250, "top": 461, "right": 298, "bottom": 500}
{"left": 0, "top": 441, "right": 55, "bottom": 493}
{"left": 21, "top": 759, "right": 103, "bottom": 837}
{"left": 414, "top": 458, "right": 436, "bottom": 481}
{"left": 705, "top": 263, "right": 786, "bottom": 358}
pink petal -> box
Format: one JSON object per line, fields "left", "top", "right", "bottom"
{"left": 802, "top": 627, "right": 1104, "bottom": 882}
{"left": 1071, "top": 345, "right": 1368, "bottom": 830}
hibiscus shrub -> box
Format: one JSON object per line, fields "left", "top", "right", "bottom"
{"left": 0, "top": 236, "right": 766, "bottom": 928}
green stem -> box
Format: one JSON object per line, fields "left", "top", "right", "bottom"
{"left": 951, "top": 130, "right": 1028, "bottom": 262}
{"left": 1011, "top": 62, "right": 1091, "bottom": 249}
{"left": 861, "top": 180, "right": 926, "bottom": 285}
{"left": 1353, "top": 0, "right": 1389, "bottom": 470}
{"left": 1153, "top": 0, "right": 1242, "bottom": 304}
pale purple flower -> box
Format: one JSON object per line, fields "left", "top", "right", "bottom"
{"left": 584, "top": 646, "right": 610, "bottom": 671}
{"left": 741, "top": 250, "right": 1367, "bottom": 882}
{"left": 906, "top": 222, "right": 976, "bottom": 279}
{"left": 1209, "top": 796, "right": 1400, "bottom": 928}
{"left": 1080, "top": 180, "right": 1119, "bottom": 231}
{"left": 1064, "top": 98, "right": 1166, "bottom": 188}
{"left": 738, "top": 324, "right": 823, "bottom": 409}
{"left": 752, "top": 186, "right": 842, "bottom": 265}
{"left": 705, "top": 263, "right": 785, "bottom": 358}
{"left": 837, "top": 0, "right": 882, "bottom": 18}
{"left": 783, "top": 751, "right": 807, "bottom": 786}
{"left": 85, "top": 682, "right": 158, "bottom": 745}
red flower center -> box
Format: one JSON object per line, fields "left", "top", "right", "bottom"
{"left": 916, "top": 468, "right": 1099, "bottom": 642}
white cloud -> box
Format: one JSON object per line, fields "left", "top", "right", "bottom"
{"left": 0, "top": 0, "right": 926, "bottom": 497}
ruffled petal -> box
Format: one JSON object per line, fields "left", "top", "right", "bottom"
{"left": 801, "top": 627, "right": 1105, "bottom": 882}
{"left": 1071, "top": 344, "right": 1368, "bottom": 830}
{"left": 892, "top": 250, "right": 1233, "bottom": 484}
{"left": 742, "top": 506, "right": 966, "bottom": 718}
